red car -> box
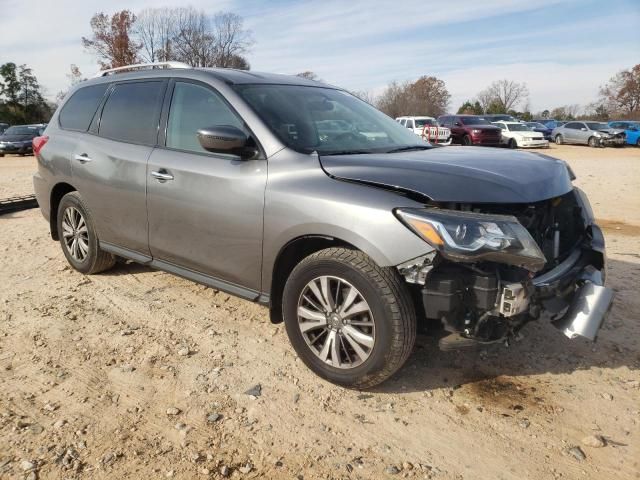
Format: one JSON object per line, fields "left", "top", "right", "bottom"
{"left": 437, "top": 115, "right": 502, "bottom": 146}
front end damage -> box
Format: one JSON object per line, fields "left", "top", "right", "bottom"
{"left": 396, "top": 188, "right": 614, "bottom": 348}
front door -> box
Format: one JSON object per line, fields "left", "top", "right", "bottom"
{"left": 146, "top": 80, "right": 267, "bottom": 293}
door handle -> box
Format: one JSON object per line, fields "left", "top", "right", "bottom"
{"left": 74, "top": 154, "right": 92, "bottom": 163}
{"left": 151, "top": 170, "right": 174, "bottom": 182}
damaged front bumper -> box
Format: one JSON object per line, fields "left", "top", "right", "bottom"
{"left": 529, "top": 223, "right": 613, "bottom": 341}
{"left": 399, "top": 223, "right": 614, "bottom": 346}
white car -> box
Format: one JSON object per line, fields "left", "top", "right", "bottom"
{"left": 396, "top": 116, "right": 452, "bottom": 145}
{"left": 492, "top": 121, "right": 549, "bottom": 149}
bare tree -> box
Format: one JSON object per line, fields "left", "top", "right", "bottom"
{"left": 377, "top": 76, "right": 450, "bottom": 118}
{"left": 135, "top": 8, "right": 176, "bottom": 63}
{"left": 350, "top": 90, "right": 377, "bottom": 105}
{"left": 476, "top": 79, "right": 529, "bottom": 113}
{"left": 599, "top": 64, "right": 640, "bottom": 118}
{"left": 82, "top": 11, "right": 140, "bottom": 69}
{"left": 211, "top": 12, "right": 254, "bottom": 67}
{"left": 56, "top": 64, "right": 85, "bottom": 103}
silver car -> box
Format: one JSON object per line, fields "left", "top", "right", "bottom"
{"left": 32, "top": 62, "right": 613, "bottom": 388}
{"left": 552, "top": 121, "right": 625, "bottom": 147}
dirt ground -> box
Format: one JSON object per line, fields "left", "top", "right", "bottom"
{"left": 1, "top": 145, "right": 639, "bottom": 480}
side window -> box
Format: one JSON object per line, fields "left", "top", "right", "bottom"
{"left": 565, "top": 122, "right": 578, "bottom": 130}
{"left": 166, "top": 81, "right": 246, "bottom": 154}
{"left": 59, "top": 84, "right": 108, "bottom": 131}
{"left": 99, "top": 81, "right": 165, "bottom": 145}
{"left": 407, "top": 119, "right": 414, "bottom": 129}
{"left": 399, "top": 119, "right": 406, "bottom": 126}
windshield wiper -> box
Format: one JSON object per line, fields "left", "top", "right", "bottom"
{"left": 385, "top": 145, "right": 432, "bottom": 153}
{"left": 320, "top": 150, "right": 372, "bottom": 156}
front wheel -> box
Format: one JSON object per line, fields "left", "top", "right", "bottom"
{"left": 57, "top": 192, "right": 116, "bottom": 274}
{"left": 588, "top": 136, "right": 599, "bottom": 148}
{"left": 508, "top": 138, "right": 517, "bottom": 149}
{"left": 282, "top": 248, "right": 416, "bottom": 389}
{"left": 461, "top": 135, "right": 472, "bottom": 146}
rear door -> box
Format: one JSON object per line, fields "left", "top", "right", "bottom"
{"left": 71, "top": 80, "right": 167, "bottom": 256}
{"left": 146, "top": 79, "right": 267, "bottom": 293}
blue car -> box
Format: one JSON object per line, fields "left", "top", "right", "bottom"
{"left": 525, "top": 122, "right": 553, "bottom": 140}
{"left": 609, "top": 121, "right": 640, "bottom": 146}
{"left": 532, "top": 118, "right": 559, "bottom": 130}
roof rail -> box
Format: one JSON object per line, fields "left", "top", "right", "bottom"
{"left": 93, "top": 61, "right": 191, "bottom": 78}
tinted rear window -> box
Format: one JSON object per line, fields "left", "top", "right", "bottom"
{"left": 59, "top": 84, "right": 108, "bottom": 131}
{"left": 98, "top": 81, "right": 165, "bottom": 145}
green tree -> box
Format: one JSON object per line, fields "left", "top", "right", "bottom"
{"left": 457, "top": 100, "right": 483, "bottom": 115}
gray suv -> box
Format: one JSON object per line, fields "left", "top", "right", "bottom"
{"left": 33, "top": 63, "right": 613, "bottom": 388}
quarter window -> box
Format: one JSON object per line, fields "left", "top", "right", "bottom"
{"left": 59, "top": 84, "right": 109, "bottom": 131}
{"left": 166, "top": 82, "right": 245, "bottom": 154}
{"left": 98, "top": 81, "right": 165, "bottom": 145}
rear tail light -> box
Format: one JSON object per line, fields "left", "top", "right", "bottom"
{"left": 33, "top": 136, "right": 49, "bottom": 156}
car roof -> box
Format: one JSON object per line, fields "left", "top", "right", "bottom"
{"left": 493, "top": 121, "right": 522, "bottom": 125}
{"left": 83, "top": 66, "right": 334, "bottom": 88}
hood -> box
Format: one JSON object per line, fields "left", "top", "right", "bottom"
{"left": 597, "top": 128, "right": 624, "bottom": 135}
{"left": 320, "top": 146, "right": 573, "bottom": 203}
{"left": 0, "top": 134, "right": 33, "bottom": 142}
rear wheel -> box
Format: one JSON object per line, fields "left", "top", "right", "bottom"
{"left": 282, "top": 248, "right": 416, "bottom": 389}
{"left": 555, "top": 134, "right": 563, "bottom": 145}
{"left": 57, "top": 192, "right": 116, "bottom": 274}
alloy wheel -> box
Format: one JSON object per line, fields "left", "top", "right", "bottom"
{"left": 61, "top": 206, "right": 89, "bottom": 262}
{"left": 296, "top": 275, "right": 375, "bottom": 369}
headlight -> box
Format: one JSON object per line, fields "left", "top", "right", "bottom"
{"left": 395, "top": 208, "right": 546, "bottom": 271}
{"left": 471, "top": 129, "right": 482, "bottom": 134}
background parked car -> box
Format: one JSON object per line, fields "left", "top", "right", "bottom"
{"left": 524, "top": 121, "right": 553, "bottom": 140}
{"left": 533, "top": 118, "right": 560, "bottom": 129}
{"left": 0, "top": 124, "right": 43, "bottom": 157}
{"left": 437, "top": 115, "right": 502, "bottom": 146}
{"left": 396, "top": 116, "right": 452, "bottom": 144}
{"left": 609, "top": 120, "right": 640, "bottom": 146}
{"left": 552, "top": 121, "right": 626, "bottom": 147}
{"left": 493, "top": 121, "right": 548, "bottom": 149}
{"left": 482, "top": 114, "right": 518, "bottom": 123}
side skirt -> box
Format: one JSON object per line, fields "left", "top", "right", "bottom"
{"left": 100, "top": 241, "right": 270, "bottom": 306}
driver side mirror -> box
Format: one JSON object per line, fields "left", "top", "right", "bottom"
{"left": 197, "top": 125, "right": 258, "bottom": 158}
{"left": 580, "top": 127, "right": 587, "bottom": 131}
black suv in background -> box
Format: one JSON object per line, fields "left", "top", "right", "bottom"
{"left": 0, "top": 124, "right": 46, "bottom": 157}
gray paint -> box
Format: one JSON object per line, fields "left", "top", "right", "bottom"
{"left": 33, "top": 66, "right": 576, "bottom": 302}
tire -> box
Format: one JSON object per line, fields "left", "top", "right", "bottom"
{"left": 588, "top": 136, "right": 598, "bottom": 148}
{"left": 636, "top": 138, "right": 640, "bottom": 147}
{"left": 462, "top": 135, "right": 472, "bottom": 146}
{"left": 508, "top": 138, "right": 517, "bottom": 149}
{"left": 555, "top": 134, "right": 563, "bottom": 145}
{"left": 282, "top": 248, "right": 416, "bottom": 389}
{"left": 57, "top": 192, "right": 116, "bottom": 274}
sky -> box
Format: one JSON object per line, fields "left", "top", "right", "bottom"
{"left": 1, "top": 0, "right": 639, "bottom": 113}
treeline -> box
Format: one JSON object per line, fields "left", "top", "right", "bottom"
{"left": 82, "top": 8, "right": 253, "bottom": 71}
{"left": 0, "top": 63, "right": 52, "bottom": 124}
{"left": 455, "top": 65, "right": 640, "bottom": 121}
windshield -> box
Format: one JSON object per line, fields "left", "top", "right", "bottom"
{"left": 234, "top": 85, "right": 427, "bottom": 154}
{"left": 460, "top": 117, "right": 491, "bottom": 125}
{"left": 3, "top": 126, "right": 38, "bottom": 136}
{"left": 414, "top": 118, "right": 436, "bottom": 127}
{"left": 586, "top": 122, "right": 609, "bottom": 130}
{"left": 507, "top": 123, "right": 532, "bottom": 132}
{"left": 527, "top": 122, "right": 547, "bottom": 129}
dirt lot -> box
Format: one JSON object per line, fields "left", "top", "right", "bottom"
{"left": 1, "top": 145, "right": 639, "bottom": 480}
